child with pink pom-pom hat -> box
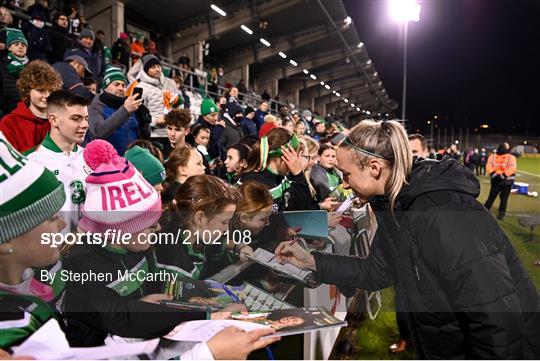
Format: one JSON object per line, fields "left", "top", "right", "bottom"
{"left": 63, "top": 139, "right": 279, "bottom": 359}
{"left": 78, "top": 139, "right": 162, "bottom": 240}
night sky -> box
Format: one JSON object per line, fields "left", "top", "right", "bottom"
{"left": 343, "top": 0, "right": 539, "bottom": 136}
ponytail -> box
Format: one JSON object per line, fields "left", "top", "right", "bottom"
{"left": 340, "top": 120, "right": 412, "bottom": 211}
{"left": 243, "top": 128, "right": 296, "bottom": 174}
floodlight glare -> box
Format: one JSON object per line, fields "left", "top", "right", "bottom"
{"left": 289, "top": 59, "right": 298, "bottom": 66}
{"left": 240, "top": 25, "right": 253, "bottom": 35}
{"left": 310, "top": 74, "right": 317, "bottom": 80}
{"left": 260, "top": 38, "right": 271, "bottom": 47}
{"left": 210, "top": 4, "right": 227, "bottom": 17}
{"left": 389, "top": 0, "right": 421, "bottom": 22}
{"left": 324, "top": 84, "right": 330, "bottom": 90}
{"left": 278, "top": 52, "right": 287, "bottom": 59}
{"left": 302, "top": 69, "right": 309, "bottom": 74}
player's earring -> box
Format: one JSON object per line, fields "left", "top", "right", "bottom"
{"left": 0, "top": 242, "right": 14, "bottom": 255}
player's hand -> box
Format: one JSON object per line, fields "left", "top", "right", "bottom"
{"left": 274, "top": 241, "right": 316, "bottom": 270}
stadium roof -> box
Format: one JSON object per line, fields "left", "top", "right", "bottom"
{"left": 124, "top": 0, "right": 397, "bottom": 119}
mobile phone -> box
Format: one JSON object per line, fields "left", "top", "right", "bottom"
{"left": 133, "top": 87, "right": 143, "bottom": 99}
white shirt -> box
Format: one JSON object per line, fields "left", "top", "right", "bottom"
{"left": 26, "top": 133, "right": 90, "bottom": 233}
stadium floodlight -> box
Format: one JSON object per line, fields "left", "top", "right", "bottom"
{"left": 210, "top": 4, "right": 227, "bottom": 17}
{"left": 351, "top": 104, "right": 355, "bottom": 107}
{"left": 310, "top": 74, "right": 317, "bottom": 80}
{"left": 344, "top": 16, "right": 352, "bottom": 26}
{"left": 240, "top": 25, "right": 253, "bottom": 35}
{"left": 335, "top": 92, "right": 341, "bottom": 97}
{"left": 344, "top": 98, "right": 349, "bottom": 103}
{"left": 302, "top": 69, "right": 309, "bottom": 74}
{"left": 324, "top": 84, "right": 330, "bottom": 90}
{"left": 260, "top": 38, "right": 271, "bottom": 47}
{"left": 366, "top": 110, "right": 371, "bottom": 115}
{"left": 356, "top": 107, "right": 361, "bottom": 112}
{"left": 320, "top": 81, "right": 325, "bottom": 86}
{"left": 278, "top": 51, "right": 287, "bottom": 59}
{"left": 289, "top": 59, "right": 298, "bottom": 66}
{"left": 390, "top": 0, "right": 421, "bottom": 121}
{"left": 389, "top": 0, "right": 421, "bottom": 23}
{"left": 357, "top": 42, "right": 364, "bottom": 48}
{"left": 332, "top": 90, "right": 336, "bottom": 94}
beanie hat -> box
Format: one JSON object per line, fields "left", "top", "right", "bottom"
{"left": 244, "top": 106, "right": 255, "bottom": 116}
{"left": 31, "top": 10, "right": 46, "bottom": 21}
{"left": 0, "top": 132, "right": 66, "bottom": 244}
{"left": 6, "top": 29, "right": 28, "bottom": 48}
{"left": 78, "top": 140, "right": 162, "bottom": 235}
{"left": 119, "top": 32, "right": 129, "bottom": 40}
{"left": 79, "top": 28, "right": 95, "bottom": 40}
{"left": 53, "top": 12, "right": 67, "bottom": 22}
{"left": 102, "top": 66, "right": 127, "bottom": 89}
{"left": 143, "top": 54, "right": 161, "bottom": 74}
{"left": 227, "top": 102, "right": 244, "bottom": 117}
{"left": 124, "top": 146, "right": 165, "bottom": 186}
{"left": 201, "top": 98, "right": 219, "bottom": 116}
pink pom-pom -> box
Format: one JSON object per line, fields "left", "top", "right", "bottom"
{"left": 84, "top": 140, "right": 119, "bottom": 170}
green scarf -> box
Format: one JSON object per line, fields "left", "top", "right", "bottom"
{"left": 7, "top": 52, "right": 28, "bottom": 78}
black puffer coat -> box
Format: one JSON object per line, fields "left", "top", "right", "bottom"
{"left": 314, "top": 157, "right": 540, "bottom": 359}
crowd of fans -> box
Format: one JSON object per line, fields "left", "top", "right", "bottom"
{"left": 1, "top": 2, "right": 538, "bottom": 361}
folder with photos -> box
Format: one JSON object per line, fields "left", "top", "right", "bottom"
{"left": 245, "top": 248, "right": 320, "bottom": 288}
{"left": 160, "top": 278, "right": 293, "bottom": 311}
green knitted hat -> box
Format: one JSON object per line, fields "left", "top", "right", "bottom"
{"left": 6, "top": 29, "right": 28, "bottom": 48}
{"left": 102, "top": 66, "right": 127, "bottom": 89}
{"left": 124, "top": 146, "right": 165, "bottom": 186}
{"left": 200, "top": 98, "right": 219, "bottom": 116}
{"left": 0, "top": 132, "right": 66, "bottom": 244}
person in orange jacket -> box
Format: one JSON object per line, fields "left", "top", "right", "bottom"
{"left": 484, "top": 143, "right": 517, "bottom": 220}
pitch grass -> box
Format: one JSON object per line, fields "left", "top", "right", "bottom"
{"left": 352, "top": 157, "right": 539, "bottom": 360}
{"left": 517, "top": 157, "right": 540, "bottom": 175}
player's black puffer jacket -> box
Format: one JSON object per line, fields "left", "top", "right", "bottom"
{"left": 313, "top": 157, "right": 540, "bottom": 359}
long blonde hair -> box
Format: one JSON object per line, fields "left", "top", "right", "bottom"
{"left": 340, "top": 120, "right": 412, "bottom": 210}
{"left": 302, "top": 136, "right": 320, "bottom": 198}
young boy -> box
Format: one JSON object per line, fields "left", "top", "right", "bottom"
{"left": 26, "top": 90, "right": 90, "bottom": 234}
{"left": 163, "top": 108, "right": 191, "bottom": 159}
{"left": 0, "top": 60, "right": 63, "bottom": 152}
{"left": 0, "top": 29, "right": 28, "bottom": 115}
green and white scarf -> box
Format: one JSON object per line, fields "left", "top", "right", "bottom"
{"left": 7, "top": 52, "right": 28, "bottom": 78}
